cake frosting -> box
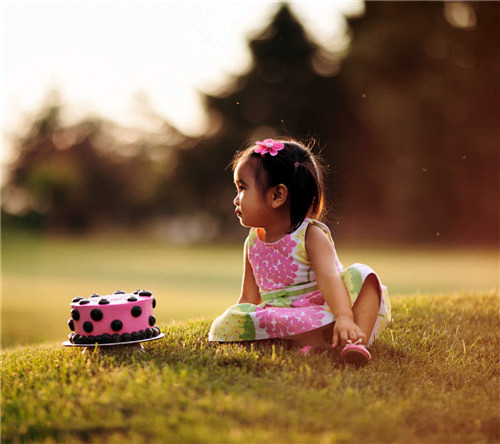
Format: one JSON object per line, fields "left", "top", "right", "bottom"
{"left": 67, "top": 290, "right": 160, "bottom": 345}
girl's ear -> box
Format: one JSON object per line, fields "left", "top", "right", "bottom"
{"left": 270, "top": 184, "right": 288, "bottom": 209}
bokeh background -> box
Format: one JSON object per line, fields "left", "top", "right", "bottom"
{"left": 2, "top": 1, "right": 499, "bottom": 348}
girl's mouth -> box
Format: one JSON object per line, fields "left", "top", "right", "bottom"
{"left": 235, "top": 209, "right": 242, "bottom": 218}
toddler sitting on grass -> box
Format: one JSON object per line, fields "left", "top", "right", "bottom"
{"left": 209, "top": 138, "right": 391, "bottom": 365}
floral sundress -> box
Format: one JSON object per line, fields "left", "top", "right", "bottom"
{"left": 209, "top": 219, "right": 391, "bottom": 346}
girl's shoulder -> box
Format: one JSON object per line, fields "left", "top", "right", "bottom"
{"left": 303, "top": 219, "right": 343, "bottom": 272}
{"left": 297, "top": 218, "right": 334, "bottom": 244}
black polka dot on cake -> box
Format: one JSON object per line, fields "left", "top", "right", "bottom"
{"left": 72, "top": 297, "right": 83, "bottom": 302}
{"left": 127, "top": 296, "right": 138, "bottom": 302}
{"left": 139, "top": 290, "right": 152, "bottom": 297}
{"left": 146, "top": 328, "right": 153, "bottom": 338}
{"left": 79, "top": 299, "right": 90, "bottom": 305}
{"left": 114, "top": 290, "right": 125, "bottom": 294}
{"left": 99, "top": 298, "right": 110, "bottom": 305}
{"left": 153, "top": 298, "right": 157, "bottom": 308}
{"left": 122, "top": 333, "right": 132, "bottom": 342}
{"left": 90, "top": 309, "right": 103, "bottom": 321}
{"left": 90, "top": 293, "right": 100, "bottom": 298}
{"left": 83, "top": 321, "right": 93, "bottom": 333}
{"left": 101, "top": 334, "right": 112, "bottom": 343}
{"left": 131, "top": 306, "right": 142, "bottom": 317}
{"left": 71, "top": 309, "right": 80, "bottom": 321}
{"left": 68, "top": 319, "right": 75, "bottom": 331}
{"left": 134, "top": 290, "right": 140, "bottom": 294}
{"left": 111, "top": 319, "right": 123, "bottom": 332}
{"left": 112, "top": 334, "right": 121, "bottom": 343}
{"left": 149, "top": 315, "right": 156, "bottom": 326}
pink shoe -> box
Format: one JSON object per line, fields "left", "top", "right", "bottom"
{"left": 339, "top": 344, "right": 372, "bottom": 366}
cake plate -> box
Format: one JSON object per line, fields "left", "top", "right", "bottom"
{"left": 62, "top": 333, "right": 165, "bottom": 354}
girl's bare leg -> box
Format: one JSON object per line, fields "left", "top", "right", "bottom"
{"left": 284, "top": 275, "right": 380, "bottom": 350}
{"left": 285, "top": 324, "right": 333, "bottom": 349}
{"left": 351, "top": 274, "right": 380, "bottom": 346}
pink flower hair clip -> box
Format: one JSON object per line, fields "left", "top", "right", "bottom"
{"left": 254, "top": 139, "right": 285, "bottom": 157}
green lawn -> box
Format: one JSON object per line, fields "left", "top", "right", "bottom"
{"left": 1, "top": 229, "right": 498, "bottom": 348}
{"left": 1, "top": 292, "right": 499, "bottom": 443}
{"left": 1, "top": 230, "right": 499, "bottom": 443}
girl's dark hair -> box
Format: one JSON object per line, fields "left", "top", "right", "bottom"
{"left": 232, "top": 137, "right": 326, "bottom": 233}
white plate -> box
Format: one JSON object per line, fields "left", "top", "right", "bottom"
{"left": 62, "top": 333, "right": 165, "bottom": 347}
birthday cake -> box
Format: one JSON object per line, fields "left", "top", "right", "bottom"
{"left": 67, "top": 290, "right": 161, "bottom": 345}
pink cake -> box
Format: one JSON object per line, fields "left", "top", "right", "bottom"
{"left": 67, "top": 290, "right": 160, "bottom": 345}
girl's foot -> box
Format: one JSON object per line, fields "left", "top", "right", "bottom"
{"left": 299, "top": 345, "right": 315, "bottom": 355}
{"left": 339, "top": 342, "right": 372, "bottom": 366}
{"left": 299, "top": 344, "right": 333, "bottom": 355}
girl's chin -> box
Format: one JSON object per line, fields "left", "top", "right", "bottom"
{"left": 237, "top": 216, "right": 251, "bottom": 229}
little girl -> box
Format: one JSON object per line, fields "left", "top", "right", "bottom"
{"left": 209, "top": 138, "right": 391, "bottom": 365}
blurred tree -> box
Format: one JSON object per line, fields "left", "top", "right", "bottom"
{"left": 173, "top": 1, "right": 500, "bottom": 244}
{"left": 334, "top": 1, "right": 499, "bottom": 243}
{"left": 170, "top": 3, "right": 345, "bottom": 234}
{"left": 2, "top": 101, "right": 187, "bottom": 233}
{"left": 4, "top": 1, "right": 497, "bottom": 244}
{"left": 174, "top": 1, "right": 498, "bottom": 244}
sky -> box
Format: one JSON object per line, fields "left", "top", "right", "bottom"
{"left": 2, "top": 1, "right": 363, "bottom": 163}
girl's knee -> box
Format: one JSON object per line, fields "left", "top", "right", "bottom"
{"left": 364, "top": 273, "right": 380, "bottom": 289}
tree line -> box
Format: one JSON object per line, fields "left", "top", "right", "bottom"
{"left": 3, "top": 2, "right": 498, "bottom": 244}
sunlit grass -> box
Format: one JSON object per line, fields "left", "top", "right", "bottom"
{"left": 2, "top": 230, "right": 242, "bottom": 348}
{"left": 2, "top": 230, "right": 498, "bottom": 442}
{"left": 1, "top": 291, "right": 499, "bottom": 443}
{"left": 1, "top": 229, "right": 498, "bottom": 348}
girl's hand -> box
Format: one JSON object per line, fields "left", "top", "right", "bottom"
{"left": 331, "top": 316, "right": 366, "bottom": 349}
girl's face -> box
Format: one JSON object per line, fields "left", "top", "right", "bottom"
{"left": 233, "top": 159, "right": 273, "bottom": 228}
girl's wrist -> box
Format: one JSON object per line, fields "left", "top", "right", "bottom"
{"left": 335, "top": 313, "right": 354, "bottom": 322}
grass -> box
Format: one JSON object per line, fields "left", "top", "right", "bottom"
{"left": 2, "top": 229, "right": 498, "bottom": 348}
{"left": 2, "top": 230, "right": 243, "bottom": 348}
{"left": 1, "top": 230, "right": 499, "bottom": 442}
{"left": 2, "top": 291, "right": 499, "bottom": 443}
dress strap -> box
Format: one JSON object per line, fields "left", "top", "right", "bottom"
{"left": 246, "top": 228, "right": 259, "bottom": 249}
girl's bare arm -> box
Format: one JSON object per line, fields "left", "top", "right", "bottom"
{"left": 237, "top": 241, "right": 261, "bottom": 304}
{"left": 306, "top": 224, "right": 366, "bottom": 347}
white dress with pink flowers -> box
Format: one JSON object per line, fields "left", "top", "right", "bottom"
{"left": 209, "top": 219, "right": 391, "bottom": 346}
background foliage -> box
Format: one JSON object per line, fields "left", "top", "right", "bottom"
{"left": 2, "top": 2, "right": 498, "bottom": 244}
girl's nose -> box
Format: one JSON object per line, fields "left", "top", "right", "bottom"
{"left": 233, "top": 194, "right": 239, "bottom": 206}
